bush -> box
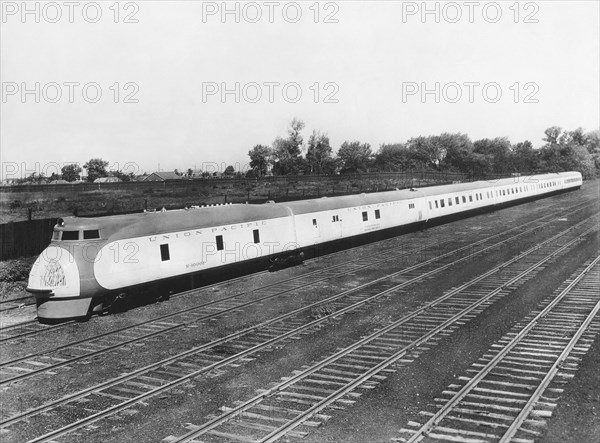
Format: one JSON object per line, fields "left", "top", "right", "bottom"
{"left": 26, "top": 201, "right": 42, "bottom": 211}
{"left": 9, "top": 200, "right": 21, "bottom": 209}
{"left": 0, "top": 258, "right": 35, "bottom": 282}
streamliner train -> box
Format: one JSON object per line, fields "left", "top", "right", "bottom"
{"left": 26, "top": 171, "right": 583, "bottom": 322}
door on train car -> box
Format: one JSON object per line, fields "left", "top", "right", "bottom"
{"left": 331, "top": 214, "right": 342, "bottom": 238}
{"left": 312, "top": 218, "right": 321, "bottom": 239}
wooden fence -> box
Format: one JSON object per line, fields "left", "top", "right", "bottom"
{"left": 0, "top": 218, "right": 58, "bottom": 261}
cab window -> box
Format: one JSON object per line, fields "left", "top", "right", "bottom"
{"left": 61, "top": 231, "right": 80, "bottom": 241}
{"left": 84, "top": 230, "right": 100, "bottom": 239}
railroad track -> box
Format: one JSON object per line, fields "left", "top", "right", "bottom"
{"left": 4, "top": 211, "right": 597, "bottom": 442}
{"left": 0, "top": 196, "right": 592, "bottom": 340}
{"left": 1, "top": 197, "right": 592, "bottom": 348}
{"left": 395, "top": 255, "right": 600, "bottom": 443}
{"left": 0, "top": 218, "right": 439, "bottom": 340}
{"left": 0, "top": 295, "right": 35, "bottom": 313}
{"left": 0, "top": 269, "right": 268, "bottom": 342}
{"left": 159, "top": 219, "right": 598, "bottom": 443}
{"left": 0, "top": 201, "right": 593, "bottom": 388}
{"left": 0, "top": 227, "right": 476, "bottom": 352}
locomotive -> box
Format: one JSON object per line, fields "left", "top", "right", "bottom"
{"left": 27, "top": 172, "right": 582, "bottom": 322}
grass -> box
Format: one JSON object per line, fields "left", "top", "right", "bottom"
{"left": 0, "top": 257, "right": 36, "bottom": 300}
{"left": 0, "top": 257, "right": 34, "bottom": 282}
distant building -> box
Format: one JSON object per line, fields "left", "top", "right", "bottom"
{"left": 94, "top": 177, "right": 122, "bottom": 183}
{"left": 143, "top": 171, "right": 184, "bottom": 181}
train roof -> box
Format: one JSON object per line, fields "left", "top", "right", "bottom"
{"left": 58, "top": 204, "right": 292, "bottom": 239}
{"left": 56, "top": 172, "right": 580, "bottom": 239}
{"left": 280, "top": 172, "right": 580, "bottom": 215}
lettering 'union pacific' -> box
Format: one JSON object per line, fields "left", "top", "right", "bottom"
{"left": 148, "top": 220, "right": 268, "bottom": 242}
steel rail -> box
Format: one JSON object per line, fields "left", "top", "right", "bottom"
{"left": 0, "top": 271, "right": 258, "bottom": 342}
{"left": 28, "top": 216, "right": 597, "bottom": 443}
{"left": 0, "top": 195, "right": 592, "bottom": 338}
{"left": 0, "top": 296, "right": 35, "bottom": 312}
{"left": 0, "top": 233, "right": 454, "bottom": 381}
{"left": 5, "top": 211, "right": 571, "bottom": 430}
{"left": 0, "top": 197, "right": 593, "bottom": 342}
{"left": 2, "top": 200, "right": 591, "bottom": 385}
{"left": 405, "top": 255, "right": 600, "bottom": 443}
{"left": 1, "top": 197, "right": 590, "bottom": 346}
{"left": 0, "top": 218, "right": 442, "bottom": 340}
{"left": 172, "top": 223, "right": 599, "bottom": 443}
{"left": 499, "top": 259, "right": 600, "bottom": 442}
{"left": 0, "top": 213, "right": 554, "bottom": 428}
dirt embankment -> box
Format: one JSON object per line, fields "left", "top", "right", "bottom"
{"left": 1, "top": 174, "right": 449, "bottom": 223}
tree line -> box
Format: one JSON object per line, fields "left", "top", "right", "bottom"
{"left": 11, "top": 121, "right": 599, "bottom": 184}
{"left": 13, "top": 159, "right": 135, "bottom": 184}
{"left": 248, "top": 119, "right": 599, "bottom": 179}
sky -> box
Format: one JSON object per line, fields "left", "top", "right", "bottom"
{"left": 1, "top": 0, "right": 599, "bottom": 179}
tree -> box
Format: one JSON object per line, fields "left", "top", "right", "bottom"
{"left": 61, "top": 164, "right": 82, "bottom": 182}
{"left": 406, "top": 136, "right": 447, "bottom": 170}
{"left": 272, "top": 119, "right": 306, "bottom": 175}
{"left": 583, "top": 129, "right": 600, "bottom": 156}
{"left": 583, "top": 129, "right": 600, "bottom": 172}
{"left": 17, "top": 172, "right": 46, "bottom": 184}
{"left": 473, "top": 137, "right": 513, "bottom": 174}
{"left": 287, "top": 117, "right": 305, "bottom": 152}
{"left": 374, "top": 143, "right": 416, "bottom": 171}
{"left": 305, "top": 130, "right": 336, "bottom": 174}
{"left": 565, "top": 127, "right": 587, "bottom": 147}
{"left": 436, "top": 133, "right": 474, "bottom": 173}
{"left": 539, "top": 126, "right": 596, "bottom": 177}
{"left": 83, "top": 158, "right": 109, "bottom": 182}
{"left": 224, "top": 165, "right": 235, "bottom": 176}
{"left": 111, "top": 170, "right": 133, "bottom": 182}
{"left": 48, "top": 172, "right": 62, "bottom": 182}
{"left": 248, "top": 144, "right": 272, "bottom": 176}
{"left": 187, "top": 168, "right": 193, "bottom": 177}
{"left": 512, "top": 140, "right": 541, "bottom": 173}
{"left": 543, "top": 126, "right": 562, "bottom": 145}
{"left": 460, "top": 152, "right": 490, "bottom": 178}
{"left": 540, "top": 143, "right": 594, "bottom": 177}
{"left": 337, "top": 141, "right": 373, "bottom": 173}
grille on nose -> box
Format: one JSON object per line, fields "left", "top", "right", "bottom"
{"left": 42, "top": 261, "right": 67, "bottom": 287}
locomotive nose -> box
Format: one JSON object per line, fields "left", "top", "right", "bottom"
{"left": 27, "top": 245, "right": 81, "bottom": 298}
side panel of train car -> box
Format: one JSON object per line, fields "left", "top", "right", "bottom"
{"left": 26, "top": 172, "right": 583, "bottom": 321}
